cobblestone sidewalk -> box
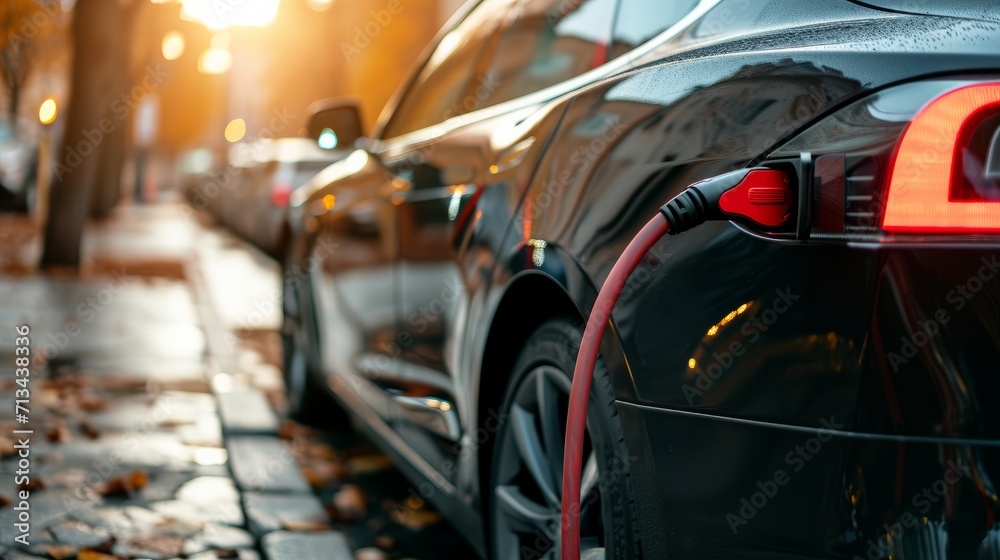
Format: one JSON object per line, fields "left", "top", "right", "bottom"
{"left": 0, "top": 205, "right": 353, "bottom": 560}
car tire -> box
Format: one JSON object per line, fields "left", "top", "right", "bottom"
{"left": 490, "top": 318, "right": 642, "bottom": 560}
{"left": 280, "top": 256, "right": 348, "bottom": 428}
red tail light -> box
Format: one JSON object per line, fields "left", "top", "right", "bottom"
{"left": 882, "top": 83, "right": 1000, "bottom": 233}
{"left": 271, "top": 182, "right": 291, "bottom": 206}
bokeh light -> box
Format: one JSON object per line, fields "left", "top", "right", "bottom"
{"left": 307, "top": 0, "right": 334, "bottom": 11}
{"left": 161, "top": 31, "right": 186, "bottom": 61}
{"left": 318, "top": 128, "right": 338, "bottom": 150}
{"left": 38, "top": 98, "right": 58, "bottom": 125}
{"left": 225, "top": 118, "right": 247, "bottom": 143}
{"left": 181, "top": 0, "right": 280, "bottom": 29}
{"left": 199, "top": 34, "right": 232, "bottom": 74}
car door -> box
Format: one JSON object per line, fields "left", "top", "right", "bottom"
{"left": 325, "top": 0, "right": 513, "bottom": 456}
{"left": 385, "top": 0, "right": 618, "bottom": 481}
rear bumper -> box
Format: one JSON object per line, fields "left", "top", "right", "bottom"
{"left": 619, "top": 400, "right": 1000, "bottom": 560}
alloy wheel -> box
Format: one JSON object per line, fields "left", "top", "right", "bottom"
{"left": 492, "top": 364, "right": 606, "bottom": 559}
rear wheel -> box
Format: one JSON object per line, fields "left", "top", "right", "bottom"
{"left": 490, "top": 319, "right": 641, "bottom": 560}
{"left": 280, "top": 256, "right": 347, "bottom": 427}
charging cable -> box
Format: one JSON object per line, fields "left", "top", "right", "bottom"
{"left": 560, "top": 168, "right": 793, "bottom": 559}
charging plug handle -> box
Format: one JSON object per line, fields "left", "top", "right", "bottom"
{"left": 661, "top": 168, "right": 793, "bottom": 234}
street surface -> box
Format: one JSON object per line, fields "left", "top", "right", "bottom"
{"left": 0, "top": 203, "right": 478, "bottom": 559}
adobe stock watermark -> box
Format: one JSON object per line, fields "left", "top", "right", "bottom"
{"left": 726, "top": 416, "right": 844, "bottom": 534}
{"left": 379, "top": 70, "right": 499, "bottom": 194}
{"left": 696, "top": 0, "right": 752, "bottom": 37}
{"left": 353, "top": 275, "right": 464, "bottom": 387}
{"left": 340, "top": 0, "right": 411, "bottom": 62}
{"left": 683, "top": 287, "right": 799, "bottom": 404}
{"left": 4, "top": 0, "right": 63, "bottom": 53}
{"left": 395, "top": 406, "right": 508, "bottom": 519}
{"left": 53, "top": 65, "right": 170, "bottom": 181}
{"left": 187, "top": 107, "right": 296, "bottom": 213}
{"left": 545, "top": 0, "right": 583, "bottom": 24}
{"left": 224, "top": 236, "right": 339, "bottom": 352}
{"left": 57, "top": 395, "right": 179, "bottom": 520}
{"left": 526, "top": 118, "right": 628, "bottom": 220}
{"left": 854, "top": 460, "right": 970, "bottom": 560}
{"left": 886, "top": 254, "right": 999, "bottom": 372}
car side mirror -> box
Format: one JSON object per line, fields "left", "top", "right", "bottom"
{"left": 306, "top": 97, "right": 364, "bottom": 151}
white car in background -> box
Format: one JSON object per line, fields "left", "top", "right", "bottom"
{"left": 189, "top": 136, "right": 344, "bottom": 259}
{"left": 0, "top": 120, "right": 37, "bottom": 213}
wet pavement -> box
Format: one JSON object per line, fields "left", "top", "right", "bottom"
{"left": 0, "top": 203, "right": 477, "bottom": 560}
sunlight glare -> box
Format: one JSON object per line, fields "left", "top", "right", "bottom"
{"left": 181, "top": 0, "right": 281, "bottom": 29}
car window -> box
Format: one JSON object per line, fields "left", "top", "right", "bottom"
{"left": 380, "top": 0, "right": 618, "bottom": 140}
{"left": 473, "top": 0, "right": 617, "bottom": 109}
{"left": 609, "top": 0, "right": 699, "bottom": 59}
{"left": 380, "top": 0, "right": 509, "bottom": 139}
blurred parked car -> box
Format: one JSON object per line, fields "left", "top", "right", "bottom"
{"left": 188, "top": 137, "right": 343, "bottom": 258}
{"left": 284, "top": 0, "right": 1000, "bottom": 558}
{"left": 0, "top": 120, "right": 38, "bottom": 213}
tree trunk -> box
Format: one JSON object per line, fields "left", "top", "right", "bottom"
{"left": 40, "top": 0, "right": 126, "bottom": 267}
{"left": 89, "top": 2, "right": 138, "bottom": 217}
{"left": 8, "top": 82, "right": 18, "bottom": 127}
{"left": 89, "top": 104, "right": 126, "bottom": 216}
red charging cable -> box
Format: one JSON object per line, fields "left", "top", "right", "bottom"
{"left": 559, "top": 168, "right": 793, "bottom": 559}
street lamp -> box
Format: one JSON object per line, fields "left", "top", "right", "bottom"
{"left": 38, "top": 98, "right": 57, "bottom": 125}
{"left": 36, "top": 98, "right": 58, "bottom": 224}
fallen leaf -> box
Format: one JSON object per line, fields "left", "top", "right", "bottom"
{"left": 78, "top": 537, "right": 118, "bottom": 555}
{"left": 355, "top": 546, "right": 389, "bottom": 560}
{"left": 80, "top": 419, "right": 101, "bottom": 440}
{"left": 80, "top": 394, "right": 108, "bottom": 412}
{"left": 327, "top": 484, "right": 367, "bottom": 523}
{"left": 101, "top": 478, "right": 132, "bottom": 497}
{"left": 0, "top": 436, "right": 14, "bottom": 457}
{"left": 281, "top": 520, "right": 330, "bottom": 531}
{"left": 159, "top": 417, "right": 196, "bottom": 428}
{"left": 78, "top": 551, "right": 123, "bottom": 560}
{"left": 304, "top": 442, "right": 338, "bottom": 460}
{"left": 130, "top": 469, "right": 149, "bottom": 489}
{"left": 100, "top": 470, "right": 148, "bottom": 497}
{"left": 347, "top": 453, "right": 393, "bottom": 475}
{"left": 100, "top": 376, "right": 149, "bottom": 393}
{"left": 17, "top": 476, "right": 45, "bottom": 493}
{"left": 301, "top": 466, "right": 325, "bottom": 489}
{"left": 31, "top": 389, "right": 62, "bottom": 410}
{"left": 278, "top": 420, "right": 315, "bottom": 441}
{"left": 35, "top": 388, "right": 63, "bottom": 409}
{"left": 124, "top": 534, "right": 185, "bottom": 557}
{"left": 389, "top": 505, "right": 441, "bottom": 531}
{"left": 301, "top": 461, "right": 346, "bottom": 489}
{"left": 375, "top": 534, "right": 395, "bottom": 550}
{"left": 46, "top": 422, "right": 71, "bottom": 443}
{"left": 45, "top": 544, "right": 77, "bottom": 559}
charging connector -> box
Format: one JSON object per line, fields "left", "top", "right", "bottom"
{"left": 560, "top": 166, "right": 793, "bottom": 560}
{"left": 661, "top": 168, "right": 793, "bottom": 235}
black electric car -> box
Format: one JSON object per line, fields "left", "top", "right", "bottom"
{"left": 282, "top": 1, "right": 1000, "bottom": 558}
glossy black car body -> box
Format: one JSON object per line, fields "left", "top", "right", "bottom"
{"left": 284, "top": 1, "right": 1000, "bottom": 557}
